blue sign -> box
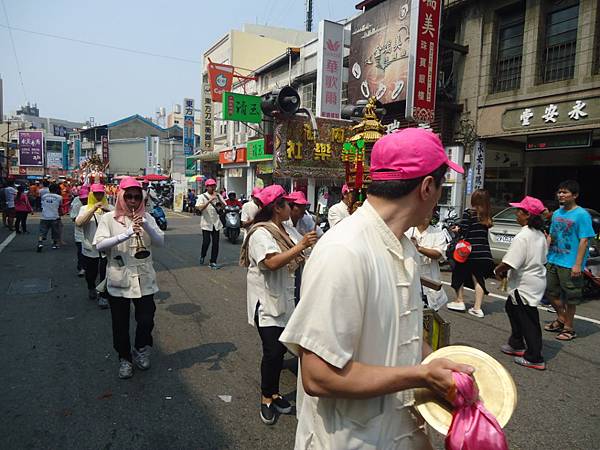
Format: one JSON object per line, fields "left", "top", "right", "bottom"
{"left": 62, "top": 141, "right": 69, "bottom": 171}
{"left": 74, "top": 139, "right": 81, "bottom": 168}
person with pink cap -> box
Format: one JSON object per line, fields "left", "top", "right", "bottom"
{"left": 494, "top": 196, "right": 549, "bottom": 370}
{"left": 75, "top": 183, "right": 114, "bottom": 308}
{"left": 280, "top": 128, "right": 473, "bottom": 449}
{"left": 327, "top": 183, "right": 352, "bottom": 228}
{"left": 93, "top": 176, "right": 164, "bottom": 379}
{"left": 239, "top": 184, "right": 318, "bottom": 425}
{"left": 241, "top": 186, "right": 263, "bottom": 230}
{"left": 195, "top": 178, "right": 227, "bottom": 268}
{"left": 69, "top": 185, "right": 90, "bottom": 276}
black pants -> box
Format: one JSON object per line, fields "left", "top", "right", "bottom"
{"left": 108, "top": 294, "right": 156, "bottom": 361}
{"left": 75, "top": 242, "right": 84, "bottom": 271}
{"left": 15, "top": 212, "right": 28, "bottom": 232}
{"left": 83, "top": 255, "right": 107, "bottom": 293}
{"left": 201, "top": 228, "right": 220, "bottom": 263}
{"left": 254, "top": 309, "right": 286, "bottom": 397}
{"left": 294, "top": 264, "right": 304, "bottom": 306}
{"left": 505, "top": 290, "right": 544, "bottom": 363}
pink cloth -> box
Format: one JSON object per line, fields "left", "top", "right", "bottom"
{"left": 15, "top": 193, "right": 33, "bottom": 213}
{"left": 445, "top": 372, "right": 509, "bottom": 450}
{"left": 114, "top": 187, "right": 145, "bottom": 226}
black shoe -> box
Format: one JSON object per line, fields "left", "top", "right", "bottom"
{"left": 36, "top": 244, "right": 43, "bottom": 252}
{"left": 88, "top": 289, "right": 98, "bottom": 301}
{"left": 199, "top": 257, "right": 205, "bottom": 265}
{"left": 260, "top": 402, "right": 277, "bottom": 425}
{"left": 271, "top": 395, "right": 292, "bottom": 414}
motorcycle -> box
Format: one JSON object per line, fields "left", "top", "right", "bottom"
{"left": 223, "top": 205, "right": 241, "bottom": 244}
{"left": 151, "top": 201, "right": 168, "bottom": 231}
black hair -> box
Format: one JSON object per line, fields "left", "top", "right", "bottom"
{"left": 42, "top": 180, "right": 50, "bottom": 187}
{"left": 368, "top": 164, "right": 448, "bottom": 199}
{"left": 17, "top": 184, "right": 25, "bottom": 193}
{"left": 557, "top": 179, "right": 579, "bottom": 196}
{"left": 49, "top": 183, "right": 61, "bottom": 194}
{"left": 526, "top": 213, "right": 545, "bottom": 231}
{"left": 253, "top": 196, "right": 287, "bottom": 224}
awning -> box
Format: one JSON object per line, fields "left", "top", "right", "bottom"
{"left": 188, "top": 151, "right": 220, "bottom": 162}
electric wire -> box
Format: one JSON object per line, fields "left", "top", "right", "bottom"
{"left": 1, "top": 0, "right": 27, "bottom": 102}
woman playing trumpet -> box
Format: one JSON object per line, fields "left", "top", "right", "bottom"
{"left": 93, "top": 177, "right": 164, "bottom": 379}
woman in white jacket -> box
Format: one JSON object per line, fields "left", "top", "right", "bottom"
{"left": 93, "top": 177, "right": 164, "bottom": 379}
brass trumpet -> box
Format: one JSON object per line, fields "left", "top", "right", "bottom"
{"left": 132, "top": 210, "right": 150, "bottom": 259}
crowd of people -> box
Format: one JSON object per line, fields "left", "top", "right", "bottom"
{"left": 1, "top": 127, "right": 596, "bottom": 448}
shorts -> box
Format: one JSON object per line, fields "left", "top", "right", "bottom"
{"left": 545, "top": 263, "right": 583, "bottom": 305}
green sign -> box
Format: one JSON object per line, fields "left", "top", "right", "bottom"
{"left": 247, "top": 138, "right": 272, "bottom": 161}
{"left": 185, "top": 157, "right": 196, "bottom": 177}
{"left": 222, "top": 92, "right": 263, "bottom": 123}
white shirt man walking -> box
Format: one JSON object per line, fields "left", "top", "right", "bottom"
{"left": 327, "top": 183, "right": 352, "bottom": 228}
{"left": 195, "top": 178, "right": 226, "bottom": 269}
{"left": 280, "top": 128, "right": 473, "bottom": 449}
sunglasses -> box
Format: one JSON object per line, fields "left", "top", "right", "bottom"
{"left": 124, "top": 193, "right": 142, "bottom": 200}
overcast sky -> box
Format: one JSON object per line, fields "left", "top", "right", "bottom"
{"left": 0, "top": 0, "right": 358, "bottom": 124}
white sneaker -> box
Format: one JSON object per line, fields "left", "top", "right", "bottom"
{"left": 119, "top": 359, "right": 133, "bottom": 379}
{"left": 132, "top": 346, "right": 151, "bottom": 370}
{"left": 447, "top": 301, "right": 466, "bottom": 312}
{"left": 468, "top": 307, "right": 484, "bottom": 318}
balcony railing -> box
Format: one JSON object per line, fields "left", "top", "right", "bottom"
{"left": 491, "top": 55, "right": 522, "bottom": 93}
{"left": 540, "top": 40, "right": 577, "bottom": 83}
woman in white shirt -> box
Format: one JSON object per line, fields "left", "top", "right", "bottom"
{"left": 406, "top": 211, "right": 449, "bottom": 310}
{"left": 494, "top": 196, "right": 548, "bottom": 371}
{"left": 239, "top": 184, "right": 317, "bottom": 426}
{"left": 93, "top": 177, "right": 164, "bottom": 380}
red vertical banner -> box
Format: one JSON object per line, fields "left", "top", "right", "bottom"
{"left": 406, "top": 0, "right": 442, "bottom": 124}
{"left": 101, "top": 135, "right": 109, "bottom": 165}
{"left": 207, "top": 62, "right": 234, "bottom": 102}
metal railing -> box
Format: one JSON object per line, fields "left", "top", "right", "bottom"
{"left": 491, "top": 54, "right": 522, "bottom": 93}
{"left": 540, "top": 40, "right": 577, "bottom": 83}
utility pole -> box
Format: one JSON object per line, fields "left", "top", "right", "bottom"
{"left": 305, "top": 0, "right": 313, "bottom": 32}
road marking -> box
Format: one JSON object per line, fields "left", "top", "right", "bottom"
{"left": 0, "top": 231, "right": 16, "bottom": 254}
{"left": 167, "top": 212, "right": 190, "bottom": 218}
{"left": 441, "top": 281, "right": 600, "bottom": 325}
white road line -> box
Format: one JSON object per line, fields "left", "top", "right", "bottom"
{"left": 0, "top": 231, "right": 16, "bottom": 254}
{"left": 441, "top": 281, "right": 600, "bottom": 325}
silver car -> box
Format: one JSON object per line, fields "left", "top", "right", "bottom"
{"left": 489, "top": 208, "right": 522, "bottom": 262}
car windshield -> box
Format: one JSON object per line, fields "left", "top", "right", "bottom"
{"left": 493, "top": 207, "right": 517, "bottom": 223}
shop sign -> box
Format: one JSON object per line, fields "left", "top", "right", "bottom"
{"left": 247, "top": 138, "right": 273, "bottom": 161}
{"left": 406, "top": 0, "right": 442, "bottom": 124}
{"left": 219, "top": 147, "right": 247, "bottom": 165}
{"left": 256, "top": 162, "right": 274, "bottom": 175}
{"left": 228, "top": 168, "right": 243, "bottom": 177}
{"left": 222, "top": 92, "right": 262, "bottom": 123}
{"left": 273, "top": 116, "right": 352, "bottom": 178}
{"left": 184, "top": 97, "right": 196, "bottom": 176}
{"left": 9, "top": 166, "right": 19, "bottom": 175}
{"left": 526, "top": 131, "right": 592, "bottom": 151}
{"left": 101, "top": 135, "right": 109, "bottom": 165}
{"left": 201, "top": 82, "right": 214, "bottom": 152}
{"left": 62, "top": 141, "right": 69, "bottom": 171}
{"left": 349, "top": 0, "right": 411, "bottom": 105}
{"left": 74, "top": 139, "right": 81, "bottom": 168}
{"left": 27, "top": 167, "right": 44, "bottom": 176}
{"left": 145, "top": 136, "right": 158, "bottom": 174}
{"left": 470, "top": 140, "right": 485, "bottom": 192}
{"left": 316, "top": 20, "right": 344, "bottom": 119}
{"left": 503, "top": 98, "right": 598, "bottom": 131}
{"left": 207, "top": 62, "right": 235, "bottom": 102}
{"left": 47, "top": 151, "right": 63, "bottom": 169}
{"left": 18, "top": 130, "right": 44, "bottom": 167}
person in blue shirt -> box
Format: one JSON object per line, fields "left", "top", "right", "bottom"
{"left": 544, "top": 180, "right": 596, "bottom": 341}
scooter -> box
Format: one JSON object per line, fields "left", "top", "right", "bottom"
{"left": 223, "top": 205, "right": 241, "bottom": 243}
{"left": 583, "top": 239, "right": 600, "bottom": 298}
{"left": 151, "top": 201, "right": 168, "bottom": 231}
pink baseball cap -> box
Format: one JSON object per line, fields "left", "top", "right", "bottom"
{"left": 287, "top": 191, "right": 310, "bottom": 205}
{"left": 510, "top": 196, "right": 545, "bottom": 216}
{"left": 205, "top": 178, "right": 217, "bottom": 186}
{"left": 341, "top": 184, "right": 350, "bottom": 195}
{"left": 371, "top": 128, "right": 464, "bottom": 181}
{"left": 79, "top": 186, "right": 90, "bottom": 198}
{"left": 119, "top": 177, "right": 142, "bottom": 190}
{"left": 90, "top": 183, "right": 106, "bottom": 193}
{"left": 251, "top": 187, "right": 263, "bottom": 197}
{"left": 254, "top": 185, "right": 294, "bottom": 207}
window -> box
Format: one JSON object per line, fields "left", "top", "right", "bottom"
{"left": 491, "top": 4, "right": 525, "bottom": 93}
{"left": 302, "top": 83, "right": 316, "bottom": 113}
{"left": 540, "top": 1, "right": 579, "bottom": 83}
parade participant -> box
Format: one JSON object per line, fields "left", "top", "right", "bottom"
{"left": 226, "top": 192, "right": 243, "bottom": 208}
{"left": 447, "top": 189, "right": 495, "bottom": 318}
{"left": 494, "top": 196, "right": 548, "bottom": 370}
{"left": 544, "top": 180, "right": 595, "bottom": 341}
{"left": 406, "top": 210, "right": 449, "bottom": 310}
{"left": 327, "top": 183, "right": 351, "bottom": 228}
{"left": 70, "top": 186, "right": 89, "bottom": 277}
{"left": 195, "top": 179, "right": 226, "bottom": 268}
{"left": 14, "top": 184, "right": 33, "bottom": 234}
{"left": 28, "top": 181, "right": 39, "bottom": 212}
{"left": 3, "top": 180, "right": 17, "bottom": 231}
{"left": 241, "top": 187, "right": 262, "bottom": 229}
{"left": 37, "top": 184, "right": 63, "bottom": 251}
{"left": 286, "top": 191, "right": 324, "bottom": 238}
{"left": 93, "top": 176, "right": 164, "bottom": 379}
{"left": 76, "top": 184, "right": 113, "bottom": 309}
{"left": 240, "top": 184, "right": 318, "bottom": 425}
{"left": 279, "top": 128, "right": 472, "bottom": 449}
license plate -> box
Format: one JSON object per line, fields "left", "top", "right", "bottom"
{"left": 495, "top": 234, "right": 513, "bottom": 243}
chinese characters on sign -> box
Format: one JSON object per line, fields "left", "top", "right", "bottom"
{"left": 222, "top": 92, "right": 263, "bottom": 123}
{"left": 406, "top": 0, "right": 442, "bottom": 124}
{"left": 207, "top": 62, "right": 235, "bottom": 102}
{"left": 184, "top": 97, "right": 196, "bottom": 177}
{"left": 471, "top": 140, "right": 486, "bottom": 191}
{"left": 18, "top": 130, "right": 44, "bottom": 167}
{"left": 247, "top": 138, "right": 273, "bottom": 161}
{"left": 201, "top": 83, "right": 214, "bottom": 152}
{"left": 316, "top": 20, "right": 344, "bottom": 118}
{"left": 519, "top": 101, "right": 590, "bottom": 126}
{"left": 101, "top": 135, "right": 109, "bottom": 165}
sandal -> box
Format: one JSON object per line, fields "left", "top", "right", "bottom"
{"left": 556, "top": 329, "right": 577, "bottom": 341}
{"left": 544, "top": 320, "right": 564, "bottom": 332}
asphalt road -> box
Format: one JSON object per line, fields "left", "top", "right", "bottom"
{"left": 0, "top": 213, "right": 599, "bottom": 450}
